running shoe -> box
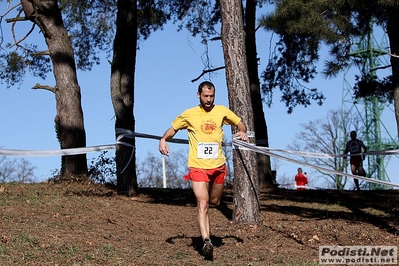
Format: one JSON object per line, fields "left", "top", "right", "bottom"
{"left": 202, "top": 238, "right": 213, "bottom": 260}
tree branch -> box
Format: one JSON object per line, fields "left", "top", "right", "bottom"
{"left": 32, "top": 83, "right": 56, "bottom": 93}
{"left": 32, "top": 50, "right": 50, "bottom": 56}
{"left": 191, "top": 66, "right": 225, "bottom": 83}
{"left": 5, "top": 16, "right": 29, "bottom": 23}
{"left": 10, "top": 14, "right": 35, "bottom": 48}
{"left": 371, "top": 64, "right": 392, "bottom": 72}
{"left": 1, "top": 2, "right": 21, "bottom": 20}
{"left": 389, "top": 52, "right": 399, "bottom": 59}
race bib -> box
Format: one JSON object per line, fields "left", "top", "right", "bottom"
{"left": 349, "top": 140, "right": 360, "bottom": 153}
{"left": 197, "top": 142, "right": 219, "bottom": 159}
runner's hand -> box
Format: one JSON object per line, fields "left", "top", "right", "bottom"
{"left": 235, "top": 131, "right": 248, "bottom": 141}
{"left": 159, "top": 139, "right": 170, "bottom": 156}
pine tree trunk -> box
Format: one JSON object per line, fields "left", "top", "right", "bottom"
{"left": 244, "top": 0, "right": 274, "bottom": 190}
{"left": 220, "top": 0, "right": 261, "bottom": 224}
{"left": 110, "top": 0, "right": 138, "bottom": 196}
{"left": 21, "top": 0, "right": 88, "bottom": 181}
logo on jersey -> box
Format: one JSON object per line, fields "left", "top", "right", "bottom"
{"left": 201, "top": 120, "right": 217, "bottom": 134}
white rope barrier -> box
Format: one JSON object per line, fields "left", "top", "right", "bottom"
{"left": 115, "top": 128, "right": 135, "bottom": 174}
{"left": 0, "top": 144, "right": 116, "bottom": 157}
{"left": 0, "top": 129, "right": 189, "bottom": 175}
{"left": 0, "top": 131, "right": 189, "bottom": 157}
{"left": 232, "top": 139, "right": 399, "bottom": 188}
{"left": 0, "top": 132, "right": 398, "bottom": 188}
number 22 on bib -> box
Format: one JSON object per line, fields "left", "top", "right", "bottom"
{"left": 197, "top": 142, "right": 219, "bottom": 159}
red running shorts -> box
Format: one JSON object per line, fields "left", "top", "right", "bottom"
{"left": 183, "top": 164, "right": 226, "bottom": 184}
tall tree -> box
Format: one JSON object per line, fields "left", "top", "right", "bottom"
{"left": 110, "top": 0, "right": 173, "bottom": 195}
{"left": 111, "top": 0, "right": 138, "bottom": 196}
{"left": 19, "top": 0, "right": 88, "bottom": 180}
{"left": 244, "top": 0, "right": 273, "bottom": 189}
{"left": 259, "top": 1, "right": 399, "bottom": 137}
{"left": 1, "top": 0, "right": 169, "bottom": 187}
{"left": 1, "top": 0, "right": 119, "bottom": 181}
{"left": 220, "top": 0, "right": 260, "bottom": 224}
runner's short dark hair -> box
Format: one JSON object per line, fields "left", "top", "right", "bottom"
{"left": 198, "top": 81, "right": 215, "bottom": 94}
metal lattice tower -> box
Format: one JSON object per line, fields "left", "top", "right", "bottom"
{"left": 341, "top": 24, "right": 398, "bottom": 190}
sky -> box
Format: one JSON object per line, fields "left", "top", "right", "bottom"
{"left": 0, "top": 4, "right": 398, "bottom": 189}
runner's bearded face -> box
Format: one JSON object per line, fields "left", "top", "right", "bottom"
{"left": 198, "top": 87, "right": 215, "bottom": 112}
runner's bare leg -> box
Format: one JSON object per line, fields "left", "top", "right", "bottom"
{"left": 192, "top": 181, "right": 210, "bottom": 241}
{"left": 209, "top": 183, "right": 224, "bottom": 206}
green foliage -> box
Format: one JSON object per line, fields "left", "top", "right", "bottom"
{"left": 88, "top": 151, "right": 116, "bottom": 185}
{"left": 0, "top": 0, "right": 175, "bottom": 87}
{"left": 261, "top": 35, "right": 325, "bottom": 113}
{"left": 136, "top": 0, "right": 170, "bottom": 39}
{"left": 0, "top": 51, "right": 26, "bottom": 87}
{"left": 0, "top": 44, "right": 52, "bottom": 88}
{"left": 59, "top": 1, "right": 118, "bottom": 70}
{"left": 353, "top": 74, "right": 394, "bottom": 103}
{"left": 259, "top": 0, "right": 398, "bottom": 112}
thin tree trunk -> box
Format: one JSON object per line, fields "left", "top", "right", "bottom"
{"left": 244, "top": 0, "right": 274, "bottom": 190}
{"left": 220, "top": 0, "right": 260, "bottom": 224}
{"left": 110, "top": 0, "right": 138, "bottom": 196}
{"left": 21, "top": 0, "right": 88, "bottom": 181}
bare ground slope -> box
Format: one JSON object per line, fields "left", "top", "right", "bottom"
{"left": 0, "top": 183, "right": 398, "bottom": 265}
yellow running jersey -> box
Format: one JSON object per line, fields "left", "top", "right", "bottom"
{"left": 171, "top": 105, "right": 241, "bottom": 169}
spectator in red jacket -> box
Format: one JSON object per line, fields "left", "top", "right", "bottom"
{"left": 295, "top": 168, "right": 308, "bottom": 190}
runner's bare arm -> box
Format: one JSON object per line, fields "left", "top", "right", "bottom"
{"left": 159, "top": 127, "right": 178, "bottom": 156}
